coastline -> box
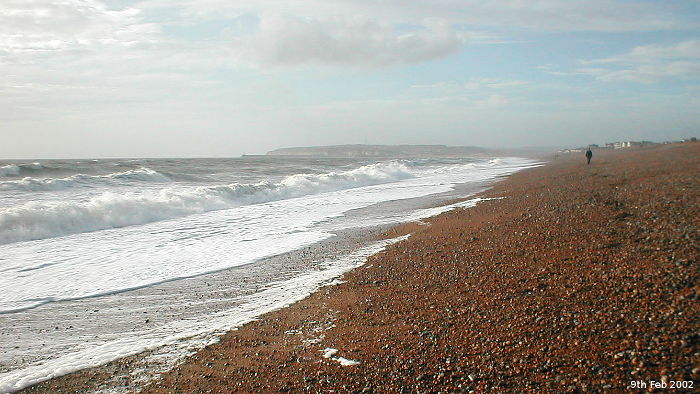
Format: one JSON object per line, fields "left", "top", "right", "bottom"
{"left": 22, "top": 143, "right": 699, "bottom": 392}
{"left": 9, "top": 159, "right": 517, "bottom": 393}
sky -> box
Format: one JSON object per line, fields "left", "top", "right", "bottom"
{"left": 1, "top": 0, "right": 699, "bottom": 158}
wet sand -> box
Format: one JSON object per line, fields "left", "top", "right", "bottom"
{"left": 24, "top": 143, "right": 699, "bottom": 392}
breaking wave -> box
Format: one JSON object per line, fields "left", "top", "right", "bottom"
{"left": 0, "top": 161, "right": 414, "bottom": 244}
{"left": 0, "top": 165, "right": 19, "bottom": 177}
{"left": 0, "top": 163, "right": 43, "bottom": 177}
{"left": 0, "top": 168, "right": 170, "bottom": 191}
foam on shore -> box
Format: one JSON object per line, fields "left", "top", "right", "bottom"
{"left": 0, "top": 236, "right": 408, "bottom": 393}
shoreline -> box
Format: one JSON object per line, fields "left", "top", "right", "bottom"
{"left": 21, "top": 143, "right": 700, "bottom": 392}
{"left": 9, "top": 162, "right": 517, "bottom": 393}
{"left": 5, "top": 224, "right": 419, "bottom": 393}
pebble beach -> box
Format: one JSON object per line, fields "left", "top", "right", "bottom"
{"left": 23, "top": 142, "right": 699, "bottom": 392}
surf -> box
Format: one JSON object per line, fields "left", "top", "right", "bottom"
{"left": 0, "top": 161, "right": 415, "bottom": 244}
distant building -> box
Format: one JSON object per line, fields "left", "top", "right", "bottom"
{"left": 606, "top": 141, "right": 656, "bottom": 149}
{"left": 558, "top": 140, "right": 659, "bottom": 153}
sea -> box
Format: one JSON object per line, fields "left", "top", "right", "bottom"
{"left": 0, "top": 155, "right": 538, "bottom": 392}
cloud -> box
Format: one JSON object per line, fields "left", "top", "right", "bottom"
{"left": 464, "top": 78, "right": 527, "bottom": 90}
{"left": 579, "top": 62, "right": 700, "bottom": 83}
{"left": 396, "top": 0, "right": 686, "bottom": 32}
{"left": 477, "top": 94, "right": 510, "bottom": 106}
{"left": 1, "top": 1, "right": 692, "bottom": 76}
{"left": 537, "top": 67, "right": 571, "bottom": 77}
{"left": 410, "top": 81, "right": 458, "bottom": 89}
{"left": 0, "top": 1, "right": 468, "bottom": 78}
{"left": 410, "top": 78, "right": 527, "bottom": 91}
{"left": 233, "top": 15, "right": 467, "bottom": 68}
{"left": 135, "top": 1, "right": 691, "bottom": 70}
{"left": 578, "top": 40, "right": 700, "bottom": 82}
{"left": 583, "top": 40, "right": 700, "bottom": 64}
{"left": 0, "top": 0, "right": 158, "bottom": 57}
{"left": 152, "top": 0, "right": 690, "bottom": 32}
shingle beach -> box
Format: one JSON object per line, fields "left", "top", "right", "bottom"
{"left": 24, "top": 142, "right": 699, "bottom": 393}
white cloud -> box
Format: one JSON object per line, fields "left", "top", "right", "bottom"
{"left": 410, "top": 81, "right": 458, "bottom": 89}
{"left": 584, "top": 40, "right": 700, "bottom": 65}
{"left": 536, "top": 64, "right": 573, "bottom": 77}
{"left": 0, "top": 1, "right": 691, "bottom": 77}
{"left": 233, "top": 15, "right": 467, "bottom": 68}
{"left": 464, "top": 78, "right": 527, "bottom": 90}
{"left": 578, "top": 40, "right": 700, "bottom": 82}
{"left": 0, "top": 0, "right": 158, "bottom": 57}
{"left": 150, "top": 0, "right": 689, "bottom": 32}
{"left": 186, "top": 0, "right": 692, "bottom": 68}
{"left": 410, "top": 78, "right": 526, "bottom": 91}
{"left": 476, "top": 94, "right": 510, "bottom": 106}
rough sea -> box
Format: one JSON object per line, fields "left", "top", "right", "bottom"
{"left": 0, "top": 156, "right": 538, "bottom": 392}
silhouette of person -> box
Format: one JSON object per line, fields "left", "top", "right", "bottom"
{"left": 585, "top": 148, "right": 593, "bottom": 165}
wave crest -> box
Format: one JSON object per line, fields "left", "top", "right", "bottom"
{"left": 0, "top": 163, "right": 43, "bottom": 177}
{"left": 0, "top": 168, "right": 170, "bottom": 191}
{"left": 0, "top": 161, "right": 414, "bottom": 244}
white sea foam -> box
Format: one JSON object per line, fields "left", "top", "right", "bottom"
{"left": 0, "top": 161, "right": 415, "bottom": 244}
{"left": 0, "top": 236, "right": 407, "bottom": 393}
{"left": 0, "top": 174, "right": 450, "bottom": 313}
{"left": 320, "top": 348, "right": 360, "bottom": 366}
{"left": 0, "top": 158, "right": 538, "bottom": 313}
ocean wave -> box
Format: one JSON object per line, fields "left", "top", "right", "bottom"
{"left": 0, "top": 161, "right": 414, "bottom": 244}
{"left": 0, "top": 163, "right": 43, "bottom": 177}
{"left": 0, "top": 165, "right": 19, "bottom": 177}
{"left": 0, "top": 168, "right": 170, "bottom": 191}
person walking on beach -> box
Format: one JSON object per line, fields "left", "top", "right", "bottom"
{"left": 585, "top": 148, "right": 593, "bottom": 165}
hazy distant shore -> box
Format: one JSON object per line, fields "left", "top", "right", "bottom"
{"left": 21, "top": 142, "right": 699, "bottom": 392}
{"left": 266, "top": 144, "right": 553, "bottom": 158}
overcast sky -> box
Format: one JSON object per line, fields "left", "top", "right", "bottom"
{"left": 1, "top": 0, "right": 699, "bottom": 158}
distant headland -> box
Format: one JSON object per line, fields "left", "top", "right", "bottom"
{"left": 266, "top": 144, "right": 548, "bottom": 158}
